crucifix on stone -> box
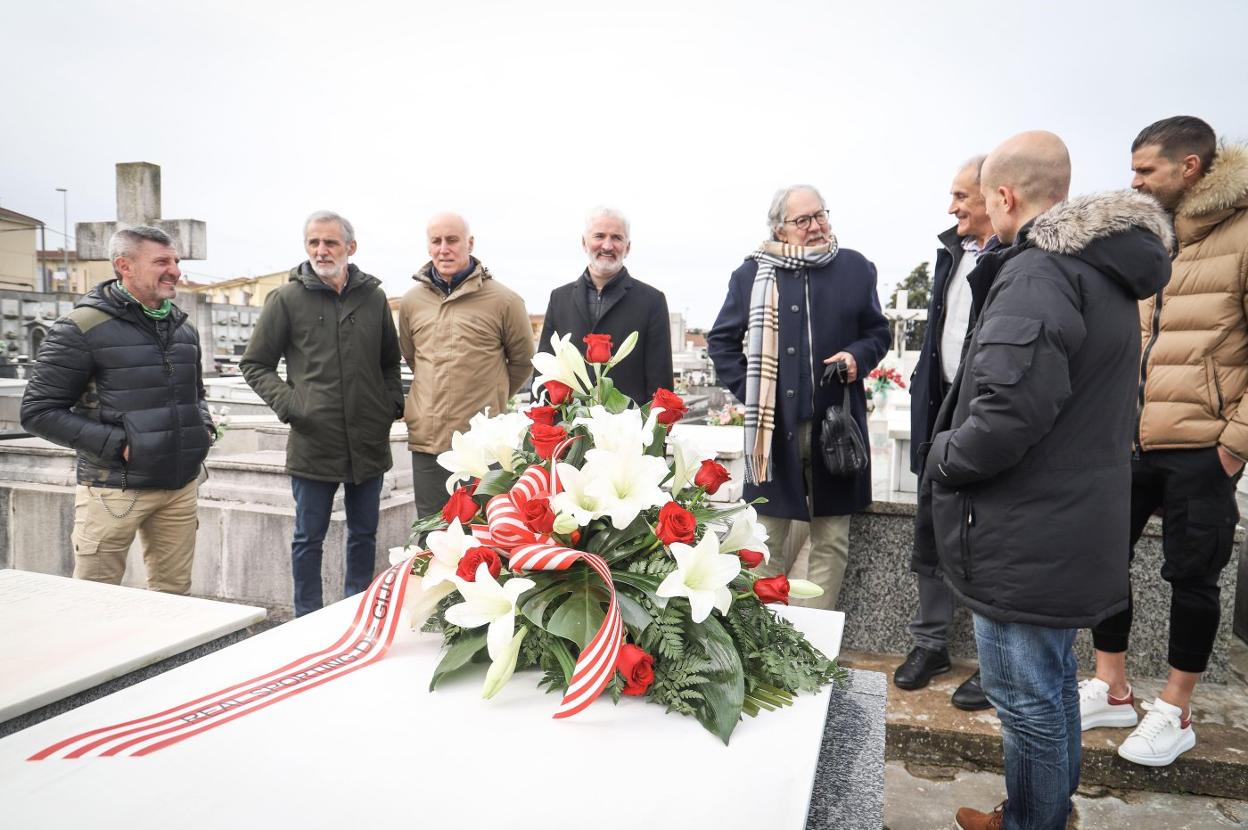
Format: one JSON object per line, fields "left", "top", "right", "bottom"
{"left": 884, "top": 289, "right": 927, "bottom": 358}
{"left": 75, "top": 162, "right": 207, "bottom": 262}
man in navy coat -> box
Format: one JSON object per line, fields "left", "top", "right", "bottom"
{"left": 708, "top": 185, "right": 889, "bottom": 609}
{"left": 894, "top": 157, "right": 999, "bottom": 711}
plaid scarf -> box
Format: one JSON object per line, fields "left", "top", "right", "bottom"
{"left": 743, "top": 237, "right": 839, "bottom": 483}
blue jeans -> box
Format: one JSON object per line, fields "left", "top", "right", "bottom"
{"left": 973, "top": 614, "right": 1080, "bottom": 830}
{"left": 290, "top": 475, "right": 384, "bottom": 617}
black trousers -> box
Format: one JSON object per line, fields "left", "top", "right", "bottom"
{"left": 1090, "top": 447, "right": 1239, "bottom": 673}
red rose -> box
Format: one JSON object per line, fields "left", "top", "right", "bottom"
{"left": 526, "top": 405, "right": 558, "bottom": 427}
{"left": 616, "top": 643, "right": 655, "bottom": 696}
{"left": 583, "top": 333, "right": 613, "bottom": 364}
{"left": 738, "top": 549, "right": 765, "bottom": 569}
{"left": 545, "top": 380, "right": 574, "bottom": 405}
{"left": 651, "top": 388, "right": 688, "bottom": 425}
{"left": 521, "top": 497, "right": 556, "bottom": 534}
{"left": 441, "top": 484, "right": 478, "bottom": 524}
{"left": 456, "top": 546, "right": 502, "bottom": 582}
{"left": 753, "top": 574, "right": 790, "bottom": 604}
{"left": 693, "top": 459, "right": 731, "bottom": 495}
{"left": 530, "top": 423, "right": 569, "bottom": 460}
{"left": 655, "top": 501, "right": 696, "bottom": 545}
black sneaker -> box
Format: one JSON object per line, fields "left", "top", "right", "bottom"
{"left": 951, "top": 669, "right": 992, "bottom": 711}
{"left": 893, "top": 646, "right": 952, "bottom": 690}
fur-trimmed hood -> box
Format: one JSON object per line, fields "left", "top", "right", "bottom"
{"left": 1027, "top": 190, "right": 1172, "bottom": 301}
{"left": 1178, "top": 142, "right": 1248, "bottom": 219}
{"left": 1030, "top": 189, "right": 1174, "bottom": 255}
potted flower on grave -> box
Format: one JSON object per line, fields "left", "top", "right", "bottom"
{"left": 866, "top": 366, "right": 907, "bottom": 411}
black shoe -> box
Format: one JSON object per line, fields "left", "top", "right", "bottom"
{"left": 951, "top": 670, "right": 992, "bottom": 711}
{"left": 893, "top": 646, "right": 952, "bottom": 690}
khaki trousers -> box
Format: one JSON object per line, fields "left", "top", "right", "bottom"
{"left": 71, "top": 479, "right": 199, "bottom": 595}
{"left": 755, "top": 420, "right": 852, "bottom": 611}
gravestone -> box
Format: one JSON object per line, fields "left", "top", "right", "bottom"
{"left": 0, "top": 599, "right": 883, "bottom": 828}
{"left": 0, "top": 570, "right": 265, "bottom": 735}
{"left": 75, "top": 162, "right": 207, "bottom": 261}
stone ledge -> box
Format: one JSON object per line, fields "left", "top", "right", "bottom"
{"left": 842, "top": 651, "right": 1248, "bottom": 801}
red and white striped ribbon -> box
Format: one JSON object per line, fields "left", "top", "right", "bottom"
{"left": 472, "top": 462, "right": 623, "bottom": 718}
{"left": 29, "top": 557, "right": 415, "bottom": 760}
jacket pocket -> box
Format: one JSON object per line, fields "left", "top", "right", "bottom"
{"left": 959, "top": 492, "right": 975, "bottom": 581}
{"left": 930, "top": 481, "right": 968, "bottom": 579}
{"left": 121, "top": 409, "right": 177, "bottom": 483}
{"left": 970, "top": 316, "right": 1042, "bottom": 387}
{"left": 1204, "top": 356, "right": 1224, "bottom": 416}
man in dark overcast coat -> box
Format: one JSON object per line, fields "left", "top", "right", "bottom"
{"left": 537, "top": 207, "right": 673, "bottom": 405}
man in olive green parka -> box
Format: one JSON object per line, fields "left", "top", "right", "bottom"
{"left": 242, "top": 210, "right": 404, "bottom": 616}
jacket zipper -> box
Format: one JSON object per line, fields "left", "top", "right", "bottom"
{"left": 333, "top": 287, "right": 355, "bottom": 481}
{"left": 960, "top": 492, "right": 974, "bottom": 581}
{"left": 1134, "top": 290, "right": 1164, "bottom": 459}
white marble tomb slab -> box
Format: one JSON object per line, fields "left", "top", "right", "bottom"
{"left": 0, "top": 591, "right": 845, "bottom": 830}
{"left": 0, "top": 569, "right": 266, "bottom": 722}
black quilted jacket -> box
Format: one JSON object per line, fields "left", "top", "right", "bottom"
{"left": 21, "top": 280, "right": 212, "bottom": 489}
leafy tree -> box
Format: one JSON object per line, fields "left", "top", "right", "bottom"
{"left": 886, "top": 262, "right": 932, "bottom": 351}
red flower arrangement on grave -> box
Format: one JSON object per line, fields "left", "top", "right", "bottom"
{"left": 396, "top": 331, "right": 843, "bottom": 742}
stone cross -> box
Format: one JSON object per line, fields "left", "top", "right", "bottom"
{"left": 75, "top": 162, "right": 207, "bottom": 261}
{"left": 884, "top": 289, "right": 927, "bottom": 358}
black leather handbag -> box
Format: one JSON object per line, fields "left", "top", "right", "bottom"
{"left": 818, "top": 361, "right": 868, "bottom": 478}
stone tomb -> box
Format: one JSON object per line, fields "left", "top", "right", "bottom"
{"left": 0, "top": 600, "right": 883, "bottom": 829}
{"left": 0, "top": 422, "right": 416, "bottom": 613}
{"left": 0, "top": 569, "right": 264, "bottom": 734}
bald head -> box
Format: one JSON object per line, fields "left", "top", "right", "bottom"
{"left": 981, "top": 131, "right": 1071, "bottom": 243}
{"left": 426, "top": 212, "right": 475, "bottom": 278}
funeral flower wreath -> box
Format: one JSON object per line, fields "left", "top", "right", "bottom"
{"left": 394, "top": 331, "right": 844, "bottom": 743}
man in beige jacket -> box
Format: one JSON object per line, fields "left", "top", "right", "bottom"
{"left": 398, "top": 212, "right": 534, "bottom": 521}
{"left": 1083, "top": 116, "right": 1248, "bottom": 768}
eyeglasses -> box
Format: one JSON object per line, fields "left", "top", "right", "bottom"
{"left": 782, "top": 210, "right": 830, "bottom": 231}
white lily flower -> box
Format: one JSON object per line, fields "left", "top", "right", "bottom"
{"left": 465, "top": 410, "right": 529, "bottom": 473}
{"left": 436, "top": 430, "right": 492, "bottom": 492}
{"left": 445, "top": 565, "right": 536, "bottom": 661}
{"left": 605, "top": 331, "right": 639, "bottom": 371}
{"left": 581, "top": 447, "right": 671, "bottom": 530}
{"left": 550, "top": 463, "right": 605, "bottom": 527}
{"left": 387, "top": 545, "right": 411, "bottom": 566}
{"left": 788, "top": 579, "right": 824, "bottom": 600}
{"left": 718, "top": 505, "right": 771, "bottom": 562}
{"left": 403, "top": 576, "right": 456, "bottom": 631}
{"left": 667, "top": 429, "right": 719, "bottom": 494}
{"left": 423, "top": 518, "right": 479, "bottom": 589}
{"left": 482, "top": 625, "right": 528, "bottom": 699}
{"left": 656, "top": 533, "right": 740, "bottom": 623}
{"left": 532, "top": 332, "right": 593, "bottom": 394}
{"left": 574, "top": 405, "right": 661, "bottom": 455}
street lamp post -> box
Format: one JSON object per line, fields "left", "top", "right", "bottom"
{"left": 55, "top": 187, "right": 69, "bottom": 279}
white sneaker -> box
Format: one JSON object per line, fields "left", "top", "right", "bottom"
{"left": 1078, "top": 677, "right": 1138, "bottom": 731}
{"left": 1117, "top": 698, "right": 1196, "bottom": 767}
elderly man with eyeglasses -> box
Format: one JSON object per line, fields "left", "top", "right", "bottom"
{"left": 708, "top": 185, "right": 890, "bottom": 608}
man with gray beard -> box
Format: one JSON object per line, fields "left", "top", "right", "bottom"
{"left": 242, "top": 211, "right": 405, "bottom": 616}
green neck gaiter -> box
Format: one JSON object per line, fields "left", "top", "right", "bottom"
{"left": 115, "top": 282, "right": 173, "bottom": 320}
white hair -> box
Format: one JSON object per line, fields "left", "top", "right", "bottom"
{"left": 304, "top": 210, "right": 355, "bottom": 244}
{"left": 767, "top": 185, "right": 825, "bottom": 238}
{"left": 584, "top": 206, "right": 630, "bottom": 239}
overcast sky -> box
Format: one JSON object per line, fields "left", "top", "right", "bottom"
{"left": 4, "top": 0, "right": 1247, "bottom": 327}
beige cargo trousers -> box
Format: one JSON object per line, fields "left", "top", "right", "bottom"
{"left": 71, "top": 479, "right": 198, "bottom": 594}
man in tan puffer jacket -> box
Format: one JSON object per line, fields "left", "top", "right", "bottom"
{"left": 1084, "top": 116, "right": 1248, "bottom": 768}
